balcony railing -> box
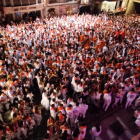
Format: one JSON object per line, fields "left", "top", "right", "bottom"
{"left": 49, "top": 0, "right": 73, "bottom": 4}
{"left": 3, "top": 0, "right": 44, "bottom": 7}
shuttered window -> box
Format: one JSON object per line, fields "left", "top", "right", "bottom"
{"left": 13, "top": 0, "right": 22, "bottom": 6}
{"left": 5, "top": 0, "right": 11, "bottom": 6}
{"left": 22, "top": 0, "right": 29, "bottom": 5}
{"left": 30, "top": 0, "right": 36, "bottom": 4}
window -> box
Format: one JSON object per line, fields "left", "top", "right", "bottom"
{"left": 115, "top": 2, "right": 118, "bottom": 10}
{"left": 13, "top": 0, "right": 22, "bottom": 6}
{"left": 38, "top": 0, "right": 42, "bottom": 3}
{"left": 22, "top": 0, "right": 29, "bottom": 5}
{"left": 49, "top": 0, "right": 58, "bottom": 3}
{"left": 30, "top": 0, "right": 36, "bottom": 4}
{"left": 66, "top": 0, "right": 72, "bottom": 2}
{"left": 119, "top": 1, "right": 122, "bottom": 7}
{"left": 5, "top": 0, "right": 11, "bottom": 6}
{"left": 0, "top": 1, "right": 3, "bottom": 6}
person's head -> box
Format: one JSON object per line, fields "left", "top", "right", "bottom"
{"left": 62, "top": 130, "right": 68, "bottom": 137}
{"left": 95, "top": 122, "right": 100, "bottom": 132}
{"left": 83, "top": 100, "right": 86, "bottom": 104}
{"left": 52, "top": 98, "right": 55, "bottom": 102}
{"left": 81, "top": 123, "right": 86, "bottom": 127}
{"left": 131, "top": 88, "right": 134, "bottom": 92}
{"left": 73, "top": 128, "right": 80, "bottom": 138}
{"left": 13, "top": 113, "right": 17, "bottom": 118}
{"left": 68, "top": 104, "right": 72, "bottom": 108}
{"left": 60, "top": 104, "right": 63, "bottom": 107}
{"left": 76, "top": 102, "right": 79, "bottom": 106}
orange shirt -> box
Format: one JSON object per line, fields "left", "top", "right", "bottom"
{"left": 103, "top": 90, "right": 107, "bottom": 94}
{"left": 121, "top": 30, "right": 125, "bottom": 38}
{"left": 93, "top": 36, "right": 97, "bottom": 43}
{"left": 80, "top": 35, "right": 84, "bottom": 42}
{"left": 116, "top": 31, "right": 120, "bottom": 37}
{"left": 98, "top": 40, "right": 104, "bottom": 49}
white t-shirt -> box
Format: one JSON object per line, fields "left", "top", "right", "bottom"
{"left": 92, "top": 126, "right": 102, "bottom": 137}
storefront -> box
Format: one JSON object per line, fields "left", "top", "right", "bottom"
{"left": 3, "top": 3, "right": 44, "bottom": 22}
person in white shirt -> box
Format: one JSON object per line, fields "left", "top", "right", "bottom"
{"left": 38, "top": 82, "right": 44, "bottom": 95}
{"left": 61, "top": 86, "right": 67, "bottom": 101}
{"left": 125, "top": 88, "right": 137, "bottom": 109}
{"left": 0, "top": 93, "right": 9, "bottom": 111}
{"left": 79, "top": 100, "right": 88, "bottom": 119}
{"left": 26, "top": 115, "right": 35, "bottom": 135}
{"left": 90, "top": 123, "right": 102, "bottom": 140}
{"left": 119, "top": 86, "right": 126, "bottom": 104}
{"left": 33, "top": 106, "right": 42, "bottom": 126}
{"left": 82, "top": 88, "right": 89, "bottom": 101}
{"left": 102, "top": 45, "right": 108, "bottom": 53}
{"left": 73, "top": 102, "right": 80, "bottom": 122}
{"left": 79, "top": 123, "right": 87, "bottom": 140}
{"left": 41, "top": 93, "right": 50, "bottom": 114}
{"left": 26, "top": 92, "right": 34, "bottom": 102}
{"left": 34, "top": 61, "right": 40, "bottom": 76}
{"left": 67, "top": 97, "right": 73, "bottom": 106}
{"left": 66, "top": 104, "right": 74, "bottom": 127}
{"left": 112, "top": 92, "right": 120, "bottom": 108}
{"left": 50, "top": 98, "right": 57, "bottom": 108}
{"left": 71, "top": 74, "right": 80, "bottom": 90}
{"left": 103, "top": 92, "right": 111, "bottom": 111}
{"left": 50, "top": 104, "right": 57, "bottom": 120}
{"left": 17, "top": 119, "right": 28, "bottom": 139}
{"left": 7, "top": 87, "right": 15, "bottom": 103}
{"left": 77, "top": 82, "right": 83, "bottom": 93}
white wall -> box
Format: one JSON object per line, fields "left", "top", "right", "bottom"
{"left": 101, "top": 1, "right": 116, "bottom": 12}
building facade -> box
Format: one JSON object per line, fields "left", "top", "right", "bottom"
{"left": 1, "top": 0, "right": 45, "bottom": 22}
{"left": 1, "top": 0, "right": 138, "bottom": 23}
{"left": 0, "top": 0, "right": 80, "bottom": 22}
{"left": 45, "top": 0, "right": 79, "bottom": 16}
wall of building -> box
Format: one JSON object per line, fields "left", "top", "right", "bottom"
{"left": 3, "top": 3, "right": 44, "bottom": 20}
{"left": 46, "top": 1, "right": 79, "bottom": 16}
{"left": 125, "top": 0, "right": 135, "bottom": 14}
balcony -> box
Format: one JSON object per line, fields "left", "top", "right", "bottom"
{"left": 49, "top": 0, "right": 73, "bottom": 4}
{"left": 3, "top": 0, "right": 44, "bottom": 7}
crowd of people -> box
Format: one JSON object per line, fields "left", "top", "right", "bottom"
{"left": 0, "top": 13, "right": 140, "bottom": 140}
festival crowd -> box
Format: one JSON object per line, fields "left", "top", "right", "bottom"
{"left": 0, "top": 13, "right": 140, "bottom": 140}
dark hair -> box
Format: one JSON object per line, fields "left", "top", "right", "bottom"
{"left": 52, "top": 98, "right": 55, "bottom": 102}
{"left": 51, "top": 104, "right": 55, "bottom": 107}
{"left": 73, "top": 128, "right": 80, "bottom": 138}
{"left": 68, "top": 104, "right": 72, "bottom": 108}
{"left": 76, "top": 102, "right": 79, "bottom": 106}
{"left": 131, "top": 88, "right": 134, "bottom": 91}
{"left": 95, "top": 123, "right": 100, "bottom": 132}
{"left": 83, "top": 100, "right": 86, "bottom": 104}
{"left": 60, "top": 104, "right": 63, "bottom": 107}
